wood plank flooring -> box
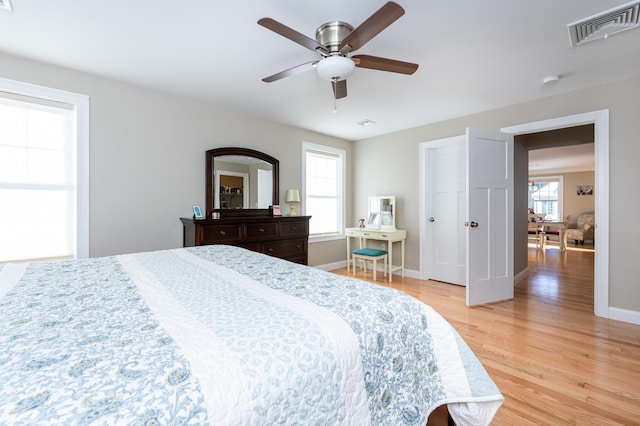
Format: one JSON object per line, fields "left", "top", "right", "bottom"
{"left": 331, "top": 244, "right": 640, "bottom": 425}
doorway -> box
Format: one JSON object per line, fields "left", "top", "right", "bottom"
{"left": 503, "top": 110, "right": 609, "bottom": 318}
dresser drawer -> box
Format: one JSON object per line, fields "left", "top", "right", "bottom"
{"left": 245, "top": 222, "right": 278, "bottom": 240}
{"left": 278, "top": 221, "right": 308, "bottom": 237}
{"left": 263, "top": 239, "right": 306, "bottom": 259}
{"left": 200, "top": 224, "right": 243, "bottom": 244}
{"left": 181, "top": 216, "right": 310, "bottom": 265}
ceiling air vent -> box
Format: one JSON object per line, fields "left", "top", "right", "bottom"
{"left": 0, "top": 0, "right": 13, "bottom": 12}
{"left": 568, "top": 0, "right": 640, "bottom": 46}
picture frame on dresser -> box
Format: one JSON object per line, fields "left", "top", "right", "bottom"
{"left": 192, "top": 205, "right": 204, "bottom": 219}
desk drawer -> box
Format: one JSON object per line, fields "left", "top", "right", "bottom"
{"left": 200, "top": 224, "right": 243, "bottom": 244}
{"left": 263, "top": 239, "right": 306, "bottom": 259}
{"left": 245, "top": 222, "right": 278, "bottom": 240}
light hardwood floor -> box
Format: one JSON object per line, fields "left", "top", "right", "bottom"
{"left": 332, "top": 244, "right": 640, "bottom": 425}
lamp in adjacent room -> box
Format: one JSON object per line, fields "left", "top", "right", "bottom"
{"left": 285, "top": 189, "right": 300, "bottom": 216}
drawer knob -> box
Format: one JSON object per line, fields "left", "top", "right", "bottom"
{"left": 268, "top": 248, "right": 274, "bottom": 253}
{"left": 296, "top": 244, "right": 301, "bottom": 249}
{"left": 290, "top": 226, "right": 297, "bottom": 230}
{"left": 219, "top": 230, "right": 226, "bottom": 236}
{"left": 259, "top": 228, "right": 265, "bottom": 232}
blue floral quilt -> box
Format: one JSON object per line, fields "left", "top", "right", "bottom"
{"left": 0, "top": 245, "right": 502, "bottom": 425}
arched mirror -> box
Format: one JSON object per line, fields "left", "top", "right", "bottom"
{"left": 206, "top": 147, "right": 279, "bottom": 217}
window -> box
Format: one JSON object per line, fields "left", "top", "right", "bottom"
{"left": 528, "top": 176, "right": 563, "bottom": 221}
{"left": 0, "top": 78, "right": 89, "bottom": 262}
{"left": 302, "top": 142, "right": 345, "bottom": 241}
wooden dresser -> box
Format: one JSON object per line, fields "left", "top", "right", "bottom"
{"left": 180, "top": 216, "right": 310, "bottom": 265}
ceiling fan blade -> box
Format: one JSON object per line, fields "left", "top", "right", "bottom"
{"left": 339, "top": 1, "right": 405, "bottom": 53}
{"left": 258, "top": 18, "right": 327, "bottom": 53}
{"left": 332, "top": 79, "right": 347, "bottom": 99}
{"left": 262, "top": 60, "right": 319, "bottom": 83}
{"left": 352, "top": 54, "right": 418, "bottom": 75}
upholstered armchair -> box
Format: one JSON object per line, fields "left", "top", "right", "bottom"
{"left": 566, "top": 212, "right": 595, "bottom": 245}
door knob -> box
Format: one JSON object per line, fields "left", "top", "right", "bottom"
{"left": 428, "top": 217, "right": 435, "bottom": 222}
{"left": 470, "top": 221, "right": 479, "bottom": 228}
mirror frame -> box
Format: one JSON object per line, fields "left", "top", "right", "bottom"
{"left": 206, "top": 147, "right": 279, "bottom": 217}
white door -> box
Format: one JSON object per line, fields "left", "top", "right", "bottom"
{"left": 466, "top": 128, "right": 514, "bottom": 306}
{"left": 425, "top": 136, "right": 466, "bottom": 285}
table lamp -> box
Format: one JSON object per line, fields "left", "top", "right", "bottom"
{"left": 285, "top": 189, "right": 300, "bottom": 216}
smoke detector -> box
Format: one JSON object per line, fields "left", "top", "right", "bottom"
{"left": 568, "top": 0, "right": 640, "bottom": 46}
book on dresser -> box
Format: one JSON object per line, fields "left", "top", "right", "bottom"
{"left": 180, "top": 215, "right": 311, "bottom": 265}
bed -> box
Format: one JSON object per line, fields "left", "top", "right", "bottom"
{"left": 0, "top": 245, "right": 502, "bottom": 425}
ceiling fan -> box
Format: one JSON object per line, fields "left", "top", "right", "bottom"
{"left": 258, "top": 1, "right": 419, "bottom": 100}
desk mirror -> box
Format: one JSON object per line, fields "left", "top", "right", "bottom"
{"left": 367, "top": 196, "right": 396, "bottom": 230}
{"left": 206, "top": 147, "right": 279, "bottom": 217}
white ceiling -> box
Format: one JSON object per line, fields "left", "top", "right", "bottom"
{"left": 529, "top": 144, "right": 595, "bottom": 175}
{"left": 1, "top": 1, "right": 639, "bottom": 142}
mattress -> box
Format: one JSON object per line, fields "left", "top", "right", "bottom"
{"left": 0, "top": 245, "right": 502, "bottom": 425}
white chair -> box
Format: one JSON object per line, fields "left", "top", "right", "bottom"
{"left": 528, "top": 222, "right": 546, "bottom": 249}
{"left": 351, "top": 248, "right": 388, "bottom": 281}
{"left": 528, "top": 214, "right": 546, "bottom": 249}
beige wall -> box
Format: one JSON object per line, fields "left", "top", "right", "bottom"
{"left": 0, "top": 52, "right": 353, "bottom": 260}
{"left": 354, "top": 74, "right": 640, "bottom": 312}
{"left": 562, "top": 171, "right": 596, "bottom": 222}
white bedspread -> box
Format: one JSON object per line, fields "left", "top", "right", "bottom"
{"left": 0, "top": 245, "right": 502, "bottom": 425}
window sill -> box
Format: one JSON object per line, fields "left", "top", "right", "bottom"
{"left": 309, "top": 232, "right": 344, "bottom": 243}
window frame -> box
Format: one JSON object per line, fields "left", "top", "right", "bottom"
{"left": 0, "top": 77, "right": 90, "bottom": 260}
{"left": 528, "top": 175, "right": 563, "bottom": 222}
{"left": 301, "top": 142, "right": 346, "bottom": 243}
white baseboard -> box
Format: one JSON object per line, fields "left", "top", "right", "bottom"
{"left": 313, "top": 260, "right": 346, "bottom": 271}
{"left": 514, "top": 267, "right": 528, "bottom": 284}
{"left": 608, "top": 307, "right": 640, "bottom": 325}
{"left": 313, "top": 259, "right": 420, "bottom": 279}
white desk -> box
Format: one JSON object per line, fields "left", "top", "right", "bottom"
{"left": 539, "top": 221, "right": 567, "bottom": 252}
{"left": 346, "top": 227, "right": 406, "bottom": 281}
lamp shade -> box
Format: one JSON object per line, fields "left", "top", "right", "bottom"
{"left": 316, "top": 56, "right": 355, "bottom": 81}
{"left": 285, "top": 189, "right": 300, "bottom": 203}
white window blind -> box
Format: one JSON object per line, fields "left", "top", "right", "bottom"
{"left": 302, "top": 142, "right": 345, "bottom": 240}
{"left": 0, "top": 80, "right": 88, "bottom": 263}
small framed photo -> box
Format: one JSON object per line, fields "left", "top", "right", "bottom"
{"left": 576, "top": 185, "right": 593, "bottom": 196}
{"left": 272, "top": 204, "right": 281, "bottom": 217}
{"left": 192, "top": 205, "right": 204, "bottom": 219}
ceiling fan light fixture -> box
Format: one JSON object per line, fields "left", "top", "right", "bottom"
{"left": 316, "top": 56, "right": 355, "bottom": 81}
